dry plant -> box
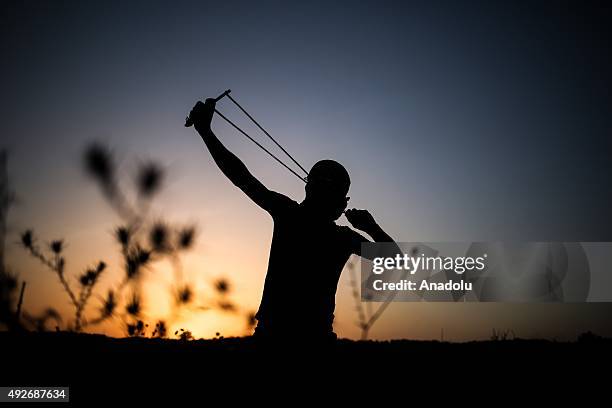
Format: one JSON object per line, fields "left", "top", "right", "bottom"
{"left": 0, "top": 150, "right": 22, "bottom": 331}
{"left": 14, "top": 143, "right": 256, "bottom": 338}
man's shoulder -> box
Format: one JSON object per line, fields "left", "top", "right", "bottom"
{"left": 269, "top": 190, "right": 297, "bottom": 204}
{"left": 267, "top": 190, "right": 299, "bottom": 216}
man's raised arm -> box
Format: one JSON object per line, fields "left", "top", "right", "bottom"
{"left": 187, "top": 99, "right": 278, "bottom": 212}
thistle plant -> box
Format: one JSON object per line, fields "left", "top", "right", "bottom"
{"left": 81, "top": 142, "right": 253, "bottom": 337}
{"left": 346, "top": 245, "right": 426, "bottom": 340}
{"left": 346, "top": 259, "right": 396, "bottom": 340}
{"left": 20, "top": 230, "right": 107, "bottom": 331}
{"left": 14, "top": 142, "right": 255, "bottom": 338}
{"left": 82, "top": 143, "right": 201, "bottom": 334}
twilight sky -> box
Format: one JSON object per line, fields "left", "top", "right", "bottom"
{"left": 1, "top": 0, "right": 611, "bottom": 340}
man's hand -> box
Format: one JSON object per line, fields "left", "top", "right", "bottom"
{"left": 346, "top": 208, "right": 396, "bottom": 244}
{"left": 188, "top": 98, "right": 216, "bottom": 131}
{"left": 345, "top": 209, "right": 378, "bottom": 232}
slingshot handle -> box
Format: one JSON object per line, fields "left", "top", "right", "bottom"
{"left": 184, "top": 89, "right": 231, "bottom": 127}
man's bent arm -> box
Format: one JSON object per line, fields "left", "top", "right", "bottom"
{"left": 345, "top": 209, "right": 401, "bottom": 259}
{"left": 361, "top": 223, "right": 395, "bottom": 243}
{"left": 189, "top": 99, "right": 275, "bottom": 211}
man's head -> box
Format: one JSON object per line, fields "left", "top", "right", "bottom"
{"left": 304, "top": 160, "right": 350, "bottom": 221}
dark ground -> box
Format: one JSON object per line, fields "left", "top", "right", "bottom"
{"left": 1, "top": 331, "right": 610, "bottom": 403}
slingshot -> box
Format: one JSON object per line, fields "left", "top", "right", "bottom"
{"left": 185, "top": 90, "right": 308, "bottom": 183}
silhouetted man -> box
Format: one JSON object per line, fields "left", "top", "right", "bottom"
{"left": 188, "top": 98, "right": 397, "bottom": 342}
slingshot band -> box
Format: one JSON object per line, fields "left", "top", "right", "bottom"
{"left": 214, "top": 109, "right": 307, "bottom": 183}
{"left": 187, "top": 90, "right": 309, "bottom": 183}
{"left": 225, "top": 94, "right": 309, "bottom": 177}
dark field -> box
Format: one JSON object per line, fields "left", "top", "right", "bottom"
{"left": 3, "top": 331, "right": 610, "bottom": 396}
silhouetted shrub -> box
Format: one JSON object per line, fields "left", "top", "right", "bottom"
{"left": 13, "top": 142, "right": 254, "bottom": 338}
